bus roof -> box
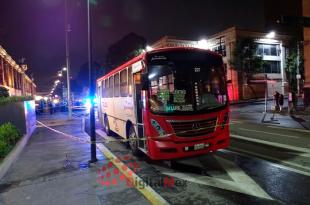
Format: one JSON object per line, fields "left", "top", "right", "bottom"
{"left": 97, "top": 47, "right": 222, "bottom": 82}
{"left": 97, "top": 53, "right": 145, "bottom": 82}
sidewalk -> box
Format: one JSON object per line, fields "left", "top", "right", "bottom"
{"left": 230, "top": 99, "right": 310, "bottom": 129}
{"left": 0, "top": 113, "right": 149, "bottom": 205}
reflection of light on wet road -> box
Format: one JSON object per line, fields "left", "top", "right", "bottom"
{"left": 155, "top": 155, "right": 273, "bottom": 200}
{"left": 228, "top": 146, "right": 310, "bottom": 177}
{"left": 267, "top": 125, "right": 310, "bottom": 133}
{"left": 239, "top": 127, "right": 299, "bottom": 139}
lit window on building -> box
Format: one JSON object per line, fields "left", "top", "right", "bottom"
{"left": 257, "top": 44, "right": 280, "bottom": 56}
{"left": 263, "top": 61, "right": 281, "bottom": 73}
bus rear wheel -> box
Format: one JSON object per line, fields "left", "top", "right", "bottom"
{"left": 128, "top": 126, "right": 142, "bottom": 156}
{"left": 104, "top": 116, "right": 111, "bottom": 136}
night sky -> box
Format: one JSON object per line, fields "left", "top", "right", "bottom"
{"left": 0, "top": 0, "right": 265, "bottom": 92}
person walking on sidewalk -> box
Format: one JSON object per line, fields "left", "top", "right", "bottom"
{"left": 279, "top": 93, "right": 284, "bottom": 112}
{"left": 273, "top": 91, "right": 280, "bottom": 112}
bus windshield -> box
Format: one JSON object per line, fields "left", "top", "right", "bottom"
{"left": 147, "top": 50, "right": 227, "bottom": 114}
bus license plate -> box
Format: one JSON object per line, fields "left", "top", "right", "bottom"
{"left": 194, "top": 143, "right": 205, "bottom": 150}
{"left": 184, "top": 143, "right": 210, "bottom": 152}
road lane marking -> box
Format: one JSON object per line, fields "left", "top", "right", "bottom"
{"left": 231, "top": 134, "right": 310, "bottom": 153}
{"left": 157, "top": 156, "right": 273, "bottom": 200}
{"left": 227, "top": 147, "right": 310, "bottom": 177}
{"left": 96, "top": 143, "right": 169, "bottom": 205}
{"left": 230, "top": 120, "right": 243, "bottom": 125}
{"left": 238, "top": 127, "right": 299, "bottom": 139}
{"left": 267, "top": 126, "right": 310, "bottom": 133}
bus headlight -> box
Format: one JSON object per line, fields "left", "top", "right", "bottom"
{"left": 151, "top": 119, "right": 166, "bottom": 137}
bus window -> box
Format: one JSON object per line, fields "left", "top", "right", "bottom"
{"left": 120, "top": 69, "right": 128, "bottom": 97}
{"left": 128, "top": 66, "right": 132, "bottom": 96}
{"left": 105, "top": 79, "right": 109, "bottom": 98}
{"left": 109, "top": 76, "right": 114, "bottom": 97}
{"left": 114, "top": 73, "right": 120, "bottom": 97}
{"left": 101, "top": 80, "right": 105, "bottom": 97}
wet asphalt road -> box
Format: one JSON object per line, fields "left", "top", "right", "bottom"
{"left": 93, "top": 101, "right": 310, "bottom": 205}
{"left": 32, "top": 109, "right": 310, "bottom": 205}
{"left": 97, "top": 131, "right": 310, "bottom": 205}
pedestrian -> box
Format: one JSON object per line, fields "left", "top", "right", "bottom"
{"left": 292, "top": 92, "right": 298, "bottom": 112}
{"left": 273, "top": 91, "right": 280, "bottom": 112}
{"left": 279, "top": 94, "right": 284, "bottom": 112}
{"left": 48, "top": 100, "right": 53, "bottom": 115}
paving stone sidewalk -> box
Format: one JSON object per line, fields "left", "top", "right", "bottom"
{"left": 0, "top": 114, "right": 150, "bottom": 205}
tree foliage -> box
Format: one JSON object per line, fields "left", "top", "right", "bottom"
{"left": 285, "top": 40, "right": 304, "bottom": 92}
{"left": 0, "top": 123, "right": 21, "bottom": 158}
{"left": 231, "top": 38, "right": 263, "bottom": 75}
{"left": 105, "top": 33, "right": 146, "bottom": 72}
{"left": 72, "top": 62, "right": 103, "bottom": 95}
{"left": 0, "top": 86, "right": 9, "bottom": 98}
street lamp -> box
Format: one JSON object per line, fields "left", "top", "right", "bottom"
{"left": 146, "top": 45, "right": 153, "bottom": 52}
{"left": 266, "top": 31, "right": 276, "bottom": 39}
{"left": 64, "top": 0, "right": 72, "bottom": 119}
{"left": 62, "top": 67, "right": 67, "bottom": 71}
{"left": 198, "top": 39, "right": 210, "bottom": 49}
{"left": 87, "top": 0, "right": 97, "bottom": 163}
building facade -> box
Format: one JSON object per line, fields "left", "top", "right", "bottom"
{"left": 303, "top": 0, "right": 310, "bottom": 106}
{"left": 151, "top": 27, "right": 291, "bottom": 101}
{"left": 0, "top": 45, "right": 36, "bottom": 97}
{"left": 206, "top": 27, "right": 291, "bottom": 101}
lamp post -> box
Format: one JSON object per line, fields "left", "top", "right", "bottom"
{"left": 65, "top": 0, "right": 72, "bottom": 119}
{"left": 88, "top": 0, "right": 97, "bottom": 163}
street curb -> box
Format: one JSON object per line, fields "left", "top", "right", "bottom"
{"left": 230, "top": 98, "right": 274, "bottom": 106}
{"left": 0, "top": 126, "right": 36, "bottom": 179}
{"left": 95, "top": 130, "right": 170, "bottom": 205}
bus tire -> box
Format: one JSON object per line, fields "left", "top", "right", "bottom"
{"left": 104, "top": 115, "right": 111, "bottom": 136}
{"left": 128, "top": 125, "right": 142, "bottom": 156}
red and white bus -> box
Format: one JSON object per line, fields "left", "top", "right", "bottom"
{"left": 97, "top": 47, "right": 229, "bottom": 160}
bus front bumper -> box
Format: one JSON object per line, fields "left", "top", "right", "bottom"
{"left": 147, "top": 130, "right": 230, "bottom": 160}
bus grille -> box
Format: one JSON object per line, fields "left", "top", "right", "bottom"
{"left": 169, "top": 118, "right": 217, "bottom": 137}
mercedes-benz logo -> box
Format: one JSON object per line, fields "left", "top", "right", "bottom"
{"left": 192, "top": 122, "right": 200, "bottom": 130}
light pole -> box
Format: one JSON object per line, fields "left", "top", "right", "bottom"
{"left": 88, "top": 0, "right": 97, "bottom": 163}
{"left": 65, "top": 0, "right": 72, "bottom": 118}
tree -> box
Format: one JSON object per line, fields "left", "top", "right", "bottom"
{"left": 72, "top": 62, "right": 104, "bottom": 97}
{"left": 285, "top": 39, "right": 304, "bottom": 92}
{"left": 106, "top": 33, "right": 146, "bottom": 72}
{"left": 231, "top": 38, "right": 263, "bottom": 80}
{"left": 0, "top": 86, "right": 9, "bottom": 98}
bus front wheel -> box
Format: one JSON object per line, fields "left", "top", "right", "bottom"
{"left": 128, "top": 126, "right": 142, "bottom": 156}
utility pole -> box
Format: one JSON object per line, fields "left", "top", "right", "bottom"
{"left": 88, "top": 0, "right": 97, "bottom": 163}
{"left": 296, "top": 42, "right": 301, "bottom": 96}
{"left": 65, "top": 0, "right": 72, "bottom": 118}
{"left": 265, "top": 74, "right": 268, "bottom": 113}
